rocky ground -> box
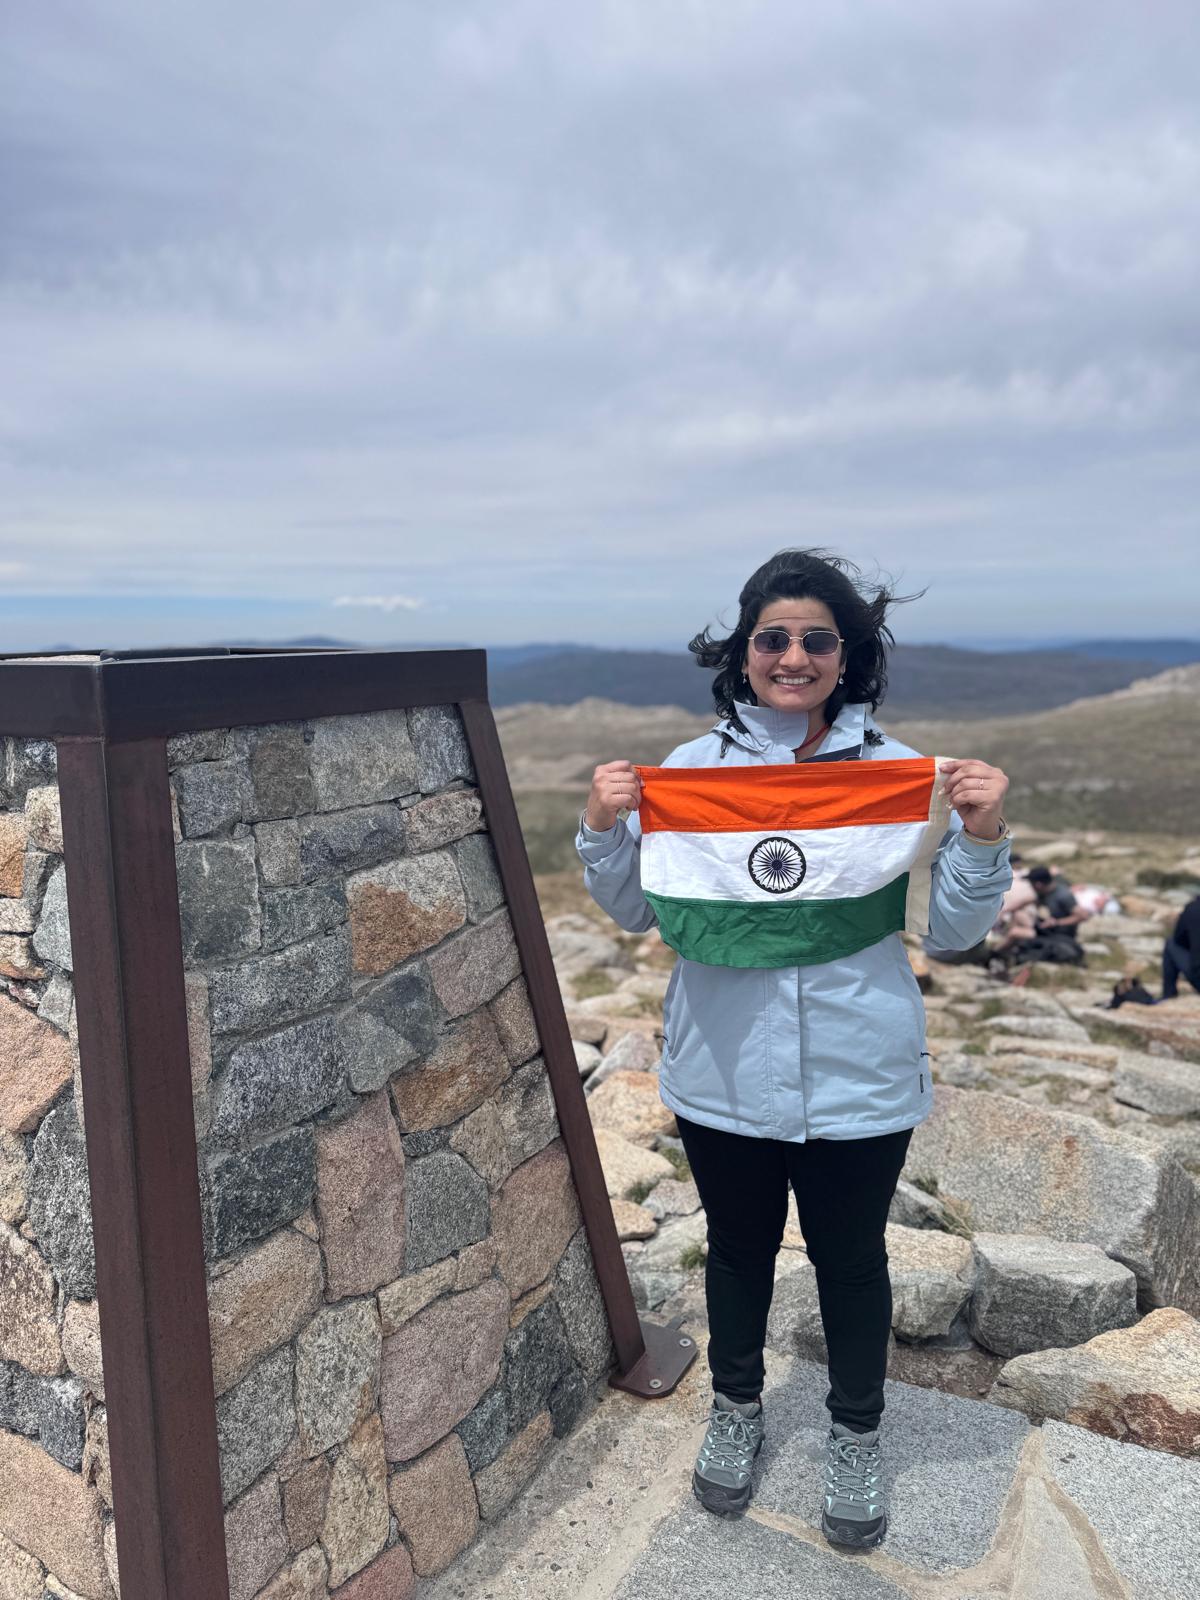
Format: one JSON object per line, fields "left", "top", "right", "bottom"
{"left": 547, "top": 823, "right": 1200, "bottom": 1462}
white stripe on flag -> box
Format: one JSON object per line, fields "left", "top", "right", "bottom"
{"left": 639, "top": 819, "right": 933, "bottom": 904}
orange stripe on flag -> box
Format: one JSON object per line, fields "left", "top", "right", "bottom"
{"left": 634, "top": 758, "right": 938, "bottom": 833}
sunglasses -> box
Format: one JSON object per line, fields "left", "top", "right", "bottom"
{"left": 749, "top": 628, "right": 844, "bottom": 657}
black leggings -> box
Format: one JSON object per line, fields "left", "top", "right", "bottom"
{"left": 676, "top": 1115, "right": 912, "bottom": 1433}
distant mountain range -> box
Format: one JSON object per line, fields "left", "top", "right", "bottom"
{"left": 481, "top": 640, "right": 1200, "bottom": 720}
{"left": 40, "top": 634, "right": 1194, "bottom": 724}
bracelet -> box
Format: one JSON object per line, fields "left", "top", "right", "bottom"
{"left": 962, "top": 815, "right": 1010, "bottom": 846}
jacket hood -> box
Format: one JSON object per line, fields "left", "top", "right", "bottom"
{"left": 712, "top": 698, "right": 870, "bottom": 759}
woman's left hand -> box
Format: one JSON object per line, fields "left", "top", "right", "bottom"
{"left": 939, "top": 758, "right": 1009, "bottom": 839}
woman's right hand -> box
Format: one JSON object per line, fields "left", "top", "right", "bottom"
{"left": 584, "top": 760, "right": 643, "bottom": 832}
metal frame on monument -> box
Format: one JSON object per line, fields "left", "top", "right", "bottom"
{"left": 0, "top": 646, "right": 696, "bottom": 1600}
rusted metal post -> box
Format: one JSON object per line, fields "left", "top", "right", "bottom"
{"left": 57, "top": 736, "right": 230, "bottom": 1600}
{"left": 460, "top": 697, "right": 697, "bottom": 1398}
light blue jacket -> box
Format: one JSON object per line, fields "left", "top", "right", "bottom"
{"left": 576, "top": 698, "right": 1012, "bottom": 1143}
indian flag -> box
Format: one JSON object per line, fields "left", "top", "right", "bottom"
{"left": 636, "top": 757, "right": 953, "bottom": 969}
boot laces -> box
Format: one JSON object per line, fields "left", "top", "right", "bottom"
{"left": 826, "top": 1435, "right": 881, "bottom": 1504}
{"left": 704, "top": 1407, "right": 759, "bottom": 1473}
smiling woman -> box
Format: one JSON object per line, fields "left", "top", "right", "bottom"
{"left": 577, "top": 546, "right": 1013, "bottom": 1549}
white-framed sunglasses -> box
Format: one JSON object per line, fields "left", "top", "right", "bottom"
{"left": 748, "top": 627, "right": 844, "bottom": 657}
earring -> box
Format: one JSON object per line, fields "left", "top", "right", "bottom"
{"left": 838, "top": 673, "right": 845, "bottom": 684}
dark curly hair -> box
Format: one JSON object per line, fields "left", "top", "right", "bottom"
{"left": 687, "top": 548, "right": 923, "bottom": 742}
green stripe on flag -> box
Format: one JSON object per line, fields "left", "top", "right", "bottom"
{"left": 645, "top": 875, "right": 910, "bottom": 968}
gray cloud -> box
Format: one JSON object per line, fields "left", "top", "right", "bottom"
{"left": 2, "top": 0, "right": 1197, "bottom": 644}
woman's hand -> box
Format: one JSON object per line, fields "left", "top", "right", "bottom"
{"left": 939, "top": 758, "right": 1009, "bottom": 839}
{"left": 584, "top": 760, "right": 643, "bottom": 832}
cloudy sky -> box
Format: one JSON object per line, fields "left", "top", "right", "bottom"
{"left": 3, "top": 1, "right": 1197, "bottom": 653}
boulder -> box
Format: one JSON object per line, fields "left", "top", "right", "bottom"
{"left": 990, "top": 1307, "right": 1200, "bottom": 1457}
{"left": 765, "top": 1258, "right": 827, "bottom": 1360}
{"left": 888, "top": 1176, "right": 954, "bottom": 1232}
{"left": 986, "top": 1015, "right": 1091, "bottom": 1044}
{"left": 586, "top": 1071, "right": 675, "bottom": 1146}
{"left": 908, "top": 1086, "right": 1200, "bottom": 1314}
{"left": 573, "top": 1040, "right": 602, "bottom": 1079}
{"left": 970, "top": 1232, "right": 1139, "bottom": 1357}
{"left": 610, "top": 1198, "right": 657, "bottom": 1240}
{"left": 1112, "top": 1053, "right": 1200, "bottom": 1118}
{"left": 885, "top": 1224, "right": 974, "bottom": 1341}
{"left": 545, "top": 921, "right": 628, "bottom": 977}
{"left": 642, "top": 1177, "right": 702, "bottom": 1221}
{"left": 592, "top": 1129, "right": 673, "bottom": 1199}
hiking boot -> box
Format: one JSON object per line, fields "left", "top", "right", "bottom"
{"left": 820, "top": 1423, "right": 886, "bottom": 1548}
{"left": 692, "top": 1392, "right": 765, "bottom": 1518}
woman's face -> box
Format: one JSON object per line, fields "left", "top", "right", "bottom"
{"left": 743, "top": 595, "right": 845, "bottom": 717}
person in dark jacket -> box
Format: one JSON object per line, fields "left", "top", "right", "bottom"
{"left": 1162, "top": 894, "right": 1200, "bottom": 999}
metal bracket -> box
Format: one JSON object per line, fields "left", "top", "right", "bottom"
{"left": 608, "top": 1316, "right": 699, "bottom": 1398}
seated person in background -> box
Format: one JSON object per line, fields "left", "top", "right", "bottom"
{"left": 1162, "top": 893, "right": 1200, "bottom": 1001}
{"left": 1028, "top": 866, "right": 1089, "bottom": 937}
{"left": 988, "top": 873, "right": 1039, "bottom": 961}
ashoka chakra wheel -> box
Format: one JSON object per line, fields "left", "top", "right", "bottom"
{"left": 747, "top": 837, "right": 807, "bottom": 894}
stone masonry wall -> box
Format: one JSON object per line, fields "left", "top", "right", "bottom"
{"left": 1, "top": 737, "right": 115, "bottom": 1598}
{"left": 171, "top": 705, "right": 614, "bottom": 1600}
{"left": 0, "top": 705, "right": 616, "bottom": 1600}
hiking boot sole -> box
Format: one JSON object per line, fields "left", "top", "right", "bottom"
{"left": 821, "top": 1509, "right": 887, "bottom": 1549}
{"left": 692, "top": 1470, "right": 752, "bottom": 1518}
{"left": 692, "top": 1434, "right": 764, "bottom": 1519}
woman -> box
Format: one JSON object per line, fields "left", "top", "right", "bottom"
{"left": 576, "top": 550, "right": 1012, "bottom": 1549}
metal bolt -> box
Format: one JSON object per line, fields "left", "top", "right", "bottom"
{"left": 649, "top": 1378, "right": 663, "bottom": 1389}
{"left": 679, "top": 1337, "right": 693, "bottom": 1348}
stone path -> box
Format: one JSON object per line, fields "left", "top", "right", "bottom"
{"left": 424, "top": 1343, "right": 1199, "bottom": 1600}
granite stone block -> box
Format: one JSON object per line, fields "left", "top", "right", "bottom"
{"left": 204, "top": 1128, "right": 317, "bottom": 1259}
{"left": 502, "top": 1297, "right": 573, "bottom": 1434}
{"left": 173, "top": 759, "right": 246, "bottom": 837}
{"left": 260, "top": 881, "right": 347, "bottom": 952}
{"left": 217, "top": 1345, "right": 296, "bottom": 1503}
{"left": 213, "top": 1014, "right": 343, "bottom": 1143}
{"left": 473, "top": 1410, "right": 552, "bottom": 1521}
{"left": 176, "top": 839, "right": 262, "bottom": 962}
{"left": 255, "top": 819, "right": 301, "bottom": 887}
{"left": 225, "top": 1471, "right": 288, "bottom": 1600}
{"left": 27, "top": 1102, "right": 94, "bottom": 1299}
{"left": 453, "top": 832, "right": 505, "bottom": 921}
{"left": 237, "top": 724, "right": 316, "bottom": 821}
{"left": 489, "top": 978, "right": 540, "bottom": 1066}
{"left": 548, "top": 1363, "right": 589, "bottom": 1439}
{"left": 407, "top": 706, "right": 474, "bottom": 791}
{"left": 380, "top": 1281, "right": 509, "bottom": 1463}
{"left": 426, "top": 910, "right": 521, "bottom": 1019}
{"left": 336, "top": 963, "right": 439, "bottom": 1095}
{"left": 321, "top": 1412, "right": 389, "bottom": 1588}
{"left": 347, "top": 853, "right": 466, "bottom": 977}
{"left": 307, "top": 711, "right": 418, "bottom": 811}
{"left": 390, "top": 1008, "right": 511, "bottom": 1133}
{"left": 297, "top": 805, "right": 406, "bottom": 882}
{"left": 315, "top": 1090, "right": 406, "bottom": 1299}
{"left": 31, "top": 862, "right": 72, "bottom": 972}
{"left": 554, "top": 1229, "right": 614, "bottom": 1382}
{"left": 0, "top": 1428, "right": 108, "bottom": 1598}
{"left": 168, "top": 729, "right": 229, "bottom": 767}
{"left": 455, "top": 1385, "right": 508, "bottom": 1473}
{"left": 404, "top": 1151, "right": 490, "bottom": 1274}
{"left": 208, "top": 1229, "right": 324, "bottom": 1396}
{"left": 295, "top": 1299, "right": 381, "bottom": 1457}
{"left": 208, "top": 929, "right": 352, "bottom": 1035}
{"left": 386, "top": 1432, "right": 478, "bottom": 1577}
{"left": 497, "top": 1057, "right": 559, "bottom": 1167}
{"left": 0, "top": 991, "right": 74, "bottom": 1136}
{"left": 403, "top": 789, "right": 484, "bottom": 853}
{"left": 491, "top": 1140, "right": 581, "bottom": 1301}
